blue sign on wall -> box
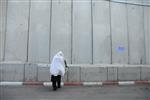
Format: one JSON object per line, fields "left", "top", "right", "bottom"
{"left": 117, "top": 46, "right": 125, "bottom": 52}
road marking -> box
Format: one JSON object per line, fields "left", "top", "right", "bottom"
{"left": 0, "top": 82, "right": 23, "bottom": 86}
{"left": 119, "top": 81, "right": 135, "bottom": 85}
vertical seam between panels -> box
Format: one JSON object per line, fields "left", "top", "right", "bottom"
{"left": 148, "top": 6, "right": 150, "bottom": 64}
{"left": 91, "top": 0, "right": 93, "bottom": 64}
{"left": 126, "top": 0, "right": 130, "bottom": 64}
{"left": 109, "top": 1, "right": 112, "bottom": 64}
{"left": 117, "top": 67, "right": 119, "bottom": 81}
{"left": 23, "top": 64, "right": 25, "bottom": 81}
{"left": 140, "top": 66, "right": 142, "bottom": 80}
{"left": 49, "top": 0, "right": 52, "bottom": 63}
{"left": 71, "top": 0, "right": 73, "bottom": 64}
{"left": 26, "top": 0, "right": 31, "bottom": 62}
{"left": 142, "top": 4, "right": 146, "bottom": 64}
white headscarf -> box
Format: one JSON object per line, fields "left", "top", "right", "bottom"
{"left": 50, "top": 51, "right": 65, "bottom": 76}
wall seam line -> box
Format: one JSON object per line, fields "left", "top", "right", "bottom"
{"left": 71, "top": 0, "right": 73, "bottom": 64}
{"left": 49, "top": 0, "right": 53, "bottom": 63}
{"left": 26, "top": 0, "right": 31, "bottom": 62}
{"left": 142, "top": 4, "right": 146, "bottom": 64}
{"left": 110, "top": 0, "right": 150, "bottom": 7}
{"left": 109, "top": 1, "right": 112, "bottom": 64}
{"left": 91, "top": 0, "right": 94, "bottom": 64}
{"left": 126, "top": 0, "right": 130, "bottom": 64}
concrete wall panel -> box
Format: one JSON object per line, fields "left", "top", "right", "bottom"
{"left": 144, "top": 7, "right": 150, "bottom": 64}
{"left": 143, "top": 0, "right": 150, "bottom": 6}
{"left": 126, "top": 0, "right": 143, "bottom": 4}
{"left": 1, "top": 63, "right": 150, "bottom": 82}
{"left": 107, "top": 67, "right": 118, "bottom": 80}
{"left": 0, "top": 0, "right": 7, "bottom": 62}
{"left": 112, "top": 0, "right": 126, "bottom": 2}
{"left": 141, "top": 67, "right": 150, "bottom": 80}
{"left": 2, "top": 63, "right": 24, "bottom": 81}
{"left": 72, "top": 0, "right": 92, "bottom": 64}
{"left": 38, "top": 66, "right": 50, "bottom": 82}
{"left": 1, "top": 0, "right": 149, "bottom": 64}
{"left": 111, "top": 3, "right": 128, "bottom": 64}
{"left": 50, "top": 0, "right": 71, "bottom": 63}
{"left": 0, "top": 64, "right": 3, "bottom": 81}
{"left": 25, "top": 64, "right": 37, "bottom": 81}
{"left": 127, "top": 5, "right": 145, "bottom": 64}
{"left": 111, "top": 0, "right": 126, "bottom": 2}
{"left": 28, "top": 0, "right": 50, "bottom": 63}
{"left": 92, "top": 0, "right": 111, "bottom": 64}
{"left": 5, "top": 0, "right": 29, "bottom": 61}
{"left": 81, "top": 66, "right": 107, "bottom": 82}
{"left": 68, "top": 66, "right": 80, "bottom": 82}
{"left": 62, "top": 71, "right": 68, "bottom": 82}
{"left": 118, "top": 67, "right": 141, "bottom": 81}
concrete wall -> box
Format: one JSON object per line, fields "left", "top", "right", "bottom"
{"left": 50, "top": 0, "right": 71, "bottom": 63}
{"left": 0, "top": 63, "right": 24, "bottom": 81}
{"left": 92, "top": 0, "right": 111, "bottom": 64}
{"left": 111, "top": 2, "right": 128, "bottom": 64}
{"left": 126, "top": 0, "right": 143, "bottom": 4}
{"left": 5, "top": 0, "right": 29, "bottom": 61}
{"left": 144, "top": 6, "right": 150, "bottom": 64}
{"left": 0, "top": 0, "right": 7, "bottom": 61}
{"left": 1, "top": 0, "right": 150, "bottom": 64}
{"left": 28, "top": 0, "right": 50, "bottom": 63}
{"left": 127, "top": 4, "right": 145, "bottom": 64}
{"left": 0, "top": 63, "right": 150, "bottom": 82}
{"left": 72, "top": 0, "right": 92, "bottom": 64}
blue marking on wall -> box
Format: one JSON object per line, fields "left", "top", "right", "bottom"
{"left": 117, "top": 46, "right": 125, "bottom": 52}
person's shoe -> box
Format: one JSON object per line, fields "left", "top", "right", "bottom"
{"left": 58, "top": 86, "right": 61, "bottom": 88}
{"left": 53, "top": 87, "right": 57, "bottom": 91}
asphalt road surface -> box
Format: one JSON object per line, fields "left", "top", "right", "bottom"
{"left": 0, "top": 85, "right": 150, "bottom": 100}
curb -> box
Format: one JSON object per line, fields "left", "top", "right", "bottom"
{"left": 0, "top": 80, "right": 150, "bottom": 86}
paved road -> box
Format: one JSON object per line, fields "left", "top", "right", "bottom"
{"left": 0, "top": 85, "right": 150, "bottom": 100}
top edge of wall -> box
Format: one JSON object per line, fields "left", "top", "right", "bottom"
{"left": 110, "top": 0, "right": 150, "bottom": 7}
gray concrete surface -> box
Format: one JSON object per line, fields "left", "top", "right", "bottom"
{"left": 72, "top": 0, "right": 92, "bottom": 64}
{"left": 1, "top": 63, "right": 24, "bottom": 81}
{"left": 25, "top": 64, "right": 37, "bottom": 81}
{"left": 1, "top": 0, "right": 150, "bottom": 64}
{"left": 28, "top": 0, "right": 50, "bottom": 63}
{"left": 107, "top": 67, "right": 118, "bottom": 80}
{"left": 127, "top": 4, "right": 145, "bottom": 64}
{"left": 144, "top": 6, "right": 150, "bottom": 64}
{"left": 143, "top": 0, "right": 150, "bottom": 6}
{"left": 0, "top": 85, "right": 150, "bottom": 100}
{"left": 5, "top": 0, "right": 29, "bottom": 61}
{"left": 0, "top": 63, "right": 150, "bottom": 82}
{"left": 141, "top": 67, "right": 150, "bottom": 80}
{"left": 38, "top": 66, "right": 50, "bottom": 82}
{"left": 126, "top": 0, "right": 143, "bottom": 4}
{"left": 68, "top": 66, "right": 80, "bottom": 82}
{"left": 0, "top": 0, "right": 7, "bottom": 62}
{"left": 111, "top": 2, "right": 128, "bottom": 64}
{"left": 81, "top": 67, "right": 107, "bottom": 81}
{"left": 92, "top": 0, "right": 111, "bottom": 64}
{"left": 118, "top": 67, "right": 141, "bottom": 81}
{"left": 50, "top": 0, "right": 71, "bottom": 63}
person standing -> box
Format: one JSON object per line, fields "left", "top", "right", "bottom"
{"left": 50, "top": 51, "right": 68, "bottom": 91}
